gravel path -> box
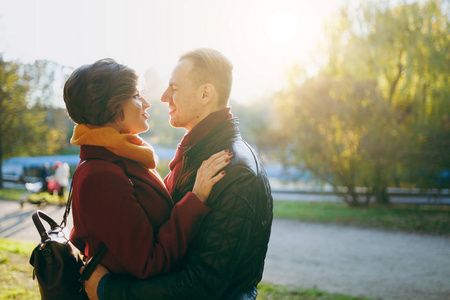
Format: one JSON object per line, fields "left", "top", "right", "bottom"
{"left": 1, "top": 199, "right": 450, "bottom": 300}
{"left": 263, "top": 219, "right": 450, "bottom": 300}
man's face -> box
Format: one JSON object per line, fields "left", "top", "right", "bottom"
{"left": 161, "top": 59, "right": 204, "bottom": 131}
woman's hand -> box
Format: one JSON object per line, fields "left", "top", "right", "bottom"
{"left": 192, "top": 149, "right": 233, "bottom": 203}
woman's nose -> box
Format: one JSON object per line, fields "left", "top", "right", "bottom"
{"left": 141, "top": 97, "right": 151, "bottom": 109}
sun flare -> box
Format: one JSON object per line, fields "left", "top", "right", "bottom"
{"left": 265, "top": 10, "right": 300, "bottom": 44}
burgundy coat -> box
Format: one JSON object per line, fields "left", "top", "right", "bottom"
{"left": 69, "top": 145, "right": 210, "bottom": 279}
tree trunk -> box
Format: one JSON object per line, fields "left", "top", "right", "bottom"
{"left": 364, "top": 187, "right": 372, "bottom": 205}
{"left": 372, "top": 162, "right": 390, "bottom": 205}
{"left": 374, "top": 186, "right": 390, "bottom": 205}
{"left": 346, "top": 185, "right": 360, "bottom": 207}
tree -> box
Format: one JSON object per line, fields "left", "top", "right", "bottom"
{"left": 0, "top": 57, "right": 24, "bottom": 187}
{"left": 271, "top": 0, "right": 450, "bottom": 205}
{"left": 0, "top": 56, "right": 67, "bottom": 188}
{"left": 326, "top": 0, "right": 450, "bottom": 193}
{"left": 272, "top": 74, "right": 409, "bottom": 206}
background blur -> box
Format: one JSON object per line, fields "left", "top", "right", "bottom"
{"left": 1, "top": 1, "right": 450, "bottom": 299}
{"left": 1, "top": 0, "right": 449, "bottom": 206}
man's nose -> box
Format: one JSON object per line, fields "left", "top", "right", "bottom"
{"left": 161, "top": 88, "right": 171, "bottom": 102}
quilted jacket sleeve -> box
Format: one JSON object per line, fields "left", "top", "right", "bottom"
{"left": 103, "top": 167, "right": 259, "bottom": 300}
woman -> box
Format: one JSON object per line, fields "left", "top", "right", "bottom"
{"left": 52, "top": 161, "right": 70, "bottom": 205}
{"left": 64, "top": 58, "right": 231, "bottom": 278}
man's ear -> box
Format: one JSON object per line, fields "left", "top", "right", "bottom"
{"left": 201, "top": 84, "right": 215, "bottom": 105}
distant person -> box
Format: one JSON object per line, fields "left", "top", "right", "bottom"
{"left": 38, "top": 162, "right": 50, "bottom": 192}
{"left": 52, "top": 161, "right": 70, "bottom": 205}
{"left": 85, "top": 49, "right": 273, "bottom": 300}
{"left": 62, "top": 58, "right": 230, "bottom": 281}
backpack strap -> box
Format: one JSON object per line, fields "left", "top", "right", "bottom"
{"left": 81, "top": 243, "right": 108, "bottom": 280}
{"left": 61, "top": 160, "right": 88, "bottom": 228}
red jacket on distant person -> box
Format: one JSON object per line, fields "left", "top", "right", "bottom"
{"left": 69, "top": 145, "right": 210, "bottom": 279}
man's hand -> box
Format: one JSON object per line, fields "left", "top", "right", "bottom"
{"left": 82, "top": 264, "right": 110, "bottom": 300}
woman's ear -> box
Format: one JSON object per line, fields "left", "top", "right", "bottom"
{"left": 201, "top": 84, "right": 215, "bottom": 105}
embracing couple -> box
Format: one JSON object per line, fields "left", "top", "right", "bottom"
{"left": 64, "top": 48, "right": 273, "bottom": 300}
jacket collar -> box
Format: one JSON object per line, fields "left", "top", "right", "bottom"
{"left": 171, "top": 118, "right": 241, "bottom": 202}
{"left": 185, "top": 118, "right": 241, "bottom": 160}
{"left": 80, "top": 145, "right": 121, "bottom": 162}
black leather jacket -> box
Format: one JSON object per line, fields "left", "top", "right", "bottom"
{"left": 104, "top": 119, "right": 273, "bottom": 300}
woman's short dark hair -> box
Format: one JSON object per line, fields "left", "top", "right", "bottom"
{"left": 63, "top": 58, "right": 138, "bottom": 125}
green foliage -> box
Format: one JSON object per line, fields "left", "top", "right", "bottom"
{"left": 271, "top": 0, "right": 450, "bottom": 205}
{"left": 2, "top": 104, "right": 67, "bottom": 158}
{"left": 1, "top": 57, "right": 71, "bottom": 156}
{"left": 272, "top": 75, "right": 409, "bottom": 205}
{"left": 0, "top": 56, "right": 70, "bottom": 187}
{"left": 325, "top": 0, "right": 450, "bottom": 189}
{"left": 273, "top": 201, "right": 450, "bottom": 235}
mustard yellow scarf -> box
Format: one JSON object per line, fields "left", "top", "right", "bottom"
{"left": 71, "top": 124, "right": 156, "bottom": 169}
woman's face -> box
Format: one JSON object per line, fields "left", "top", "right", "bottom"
{"left": 118, "top": 92, "right": 151, "bottom": 134}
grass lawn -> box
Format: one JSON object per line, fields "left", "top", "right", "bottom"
{"left": 273, "top": 201, "right": 450, "bottom": 235}
{"left": 256, "top": 284, "right": 371, "bottom": 299}
{"left": 0, "top": 188, "right": 24, "bottom": 202}
{"left": 0, "top": 238, "right": 370, "bottom": 300}
{"left": 0, "top": 238, "right": 40, "bottom": 300}
{"left": 0, "top": 188, "right": 68, "bottom": 206}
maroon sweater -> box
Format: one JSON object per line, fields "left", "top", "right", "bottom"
{"left": 69, "top": 145, "right": 210, "bottom": 279}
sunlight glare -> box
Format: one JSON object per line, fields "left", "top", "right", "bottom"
{"left": 266, "top": 10, "right": 299, "bottom": 44}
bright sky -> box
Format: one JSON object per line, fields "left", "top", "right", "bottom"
{"left": 0, "top": 0, "right": 344, "bottom": 105}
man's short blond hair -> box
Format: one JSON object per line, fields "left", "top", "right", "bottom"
{"left": 179, "top": 48, "right": 233, "bottom": 106}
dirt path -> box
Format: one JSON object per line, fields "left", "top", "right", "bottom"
{"left": 1, "top": 199, "right": 449, "bottom": 300}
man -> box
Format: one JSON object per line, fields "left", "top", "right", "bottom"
{"left": 85, "top": 48, "right": 273, "bottom": 300}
